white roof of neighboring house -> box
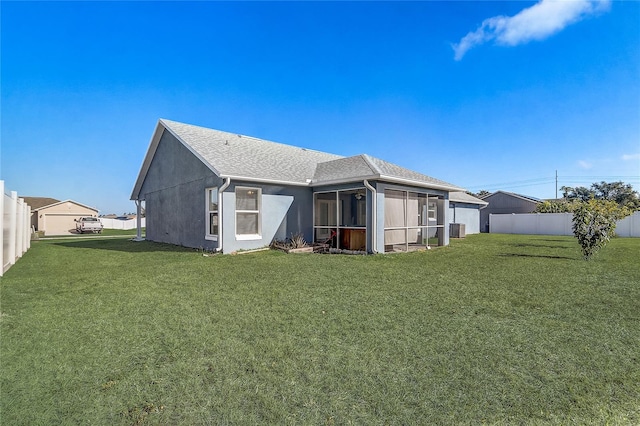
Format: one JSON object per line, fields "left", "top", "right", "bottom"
{"left": 131, "top": 119, "right": 464, "bottom": 199}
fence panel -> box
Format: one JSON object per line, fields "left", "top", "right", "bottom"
{"left": 490, "top": 211, "right": 640, "bottom": 237}
{"left": 1, "top": 181, "right": 32, "bottom": 277}
{"left": 99, "top": 217, "right": 145, "bottom": 230}
{"left": 616, "top": 211, "right": 640, "bottom": 237}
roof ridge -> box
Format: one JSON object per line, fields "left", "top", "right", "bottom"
{"left": 360, "top": 153, "right": 382, "bottom": 175}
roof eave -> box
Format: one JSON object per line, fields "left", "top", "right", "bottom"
{"left": 378, "top": 175, "right": 465, "bottom": 192}
{"left": 310, "top": 174, "right": 380, "bottom": 187}
{"left": 33, "top": 199, "right": 99, "bottom": 212}
{"left": 131, "top": 119, "right": 222, "bottom": 200}
{"left": 311, "top": 174, "right": 464, "bottom": 192}
{"left": 220, "top": 174, "right": 310, "bottom": 187}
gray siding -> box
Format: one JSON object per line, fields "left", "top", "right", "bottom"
{"left": 139, "top": 129, "right": 221, "bottom": 249}
{"left": 480, "top": 192, "right": 539, "bottom": 233}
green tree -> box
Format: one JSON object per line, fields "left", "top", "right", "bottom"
{"left": 591, "top": 181, "right": 640, "bottom": 210}
{"left": 572, "top": 199, "right": 631, "bottom": 260}
{"left": 468, "top": 190, "right": 490, "bottom": 198}
{"left": 561, "top": 185, "right": 593, "bottom": 202}
{"left": 562, "top": 181, "right": 639, "bottom": 210}
{"left": 535, "top": 200, "right": 576, "bottom": 213}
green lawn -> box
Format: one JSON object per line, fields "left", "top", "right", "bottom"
{"left": 38, "top": 228, "right": 145, "bottom": 238}
{"left": 1, "top": 234, "right": 638, "bottom": 424}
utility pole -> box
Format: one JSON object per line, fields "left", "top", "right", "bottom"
{"left": 555, "top": 170, "right": 558, "bottom": 200}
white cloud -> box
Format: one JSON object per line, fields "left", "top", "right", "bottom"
{"left": 578, "top": 160, "right": 593, "bottom": 169}
{"left": 622, "top": 153, "right": 640, "bottom": 161}
{"left": 452, "top": 0, "right": 611, "bottom": 60}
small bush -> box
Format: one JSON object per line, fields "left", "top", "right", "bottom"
{"left": 572, "top": 199, "right": 631, "bottom": 260}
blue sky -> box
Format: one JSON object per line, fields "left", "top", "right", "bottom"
{"left": 2, "top": 0, "right": 638, "bottom": 214}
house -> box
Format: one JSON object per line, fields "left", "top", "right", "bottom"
{"left": 131, "top": 119, "right": 467, "bottom": 253}
{"left": 24, "top": 197, "right": 99, "bottom": 235}
{"left": 448, "top": 192, "right": 488, "bottom": 235}
{"left": 479, "top": 191, "right": 541, "bottom": 233}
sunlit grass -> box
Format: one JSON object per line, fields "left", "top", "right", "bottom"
{"left": 1, "top": 234, "right": 638, "bottom": 424}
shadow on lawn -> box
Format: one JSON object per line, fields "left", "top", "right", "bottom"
{"left": 511, "top": 243, "right": 575, "bottom": 250}
{"left": 52, "top": 239, "right": 194, "bottom": 254}
{"left": 498, "top": 253, "right": 576, "bottom": 260}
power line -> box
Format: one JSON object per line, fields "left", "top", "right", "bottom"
{"left": 466, "top": 175, "right": 639, "bottom": 193}
{"left": 468, "top": 175, "right": 638, "bottom": 189}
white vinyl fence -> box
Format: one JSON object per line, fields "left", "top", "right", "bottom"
{"left": 100, "top": 217, "right": 145, "bottom": 230}
{"left": 490, "top": 211, "right": 640, "bottom": 237}
{"left": 1, "top": 181, "right": 31, "bottom": 277}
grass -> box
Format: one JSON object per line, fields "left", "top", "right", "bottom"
{"left": 38, "top": 228, "right": 145, "bottom": 238}
{"left": 1, "top": 234, "right": 638, "bottom": 425}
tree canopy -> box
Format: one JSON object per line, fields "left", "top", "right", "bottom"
{"left": 561, "top": 181, "right": 640, "bottom": 210}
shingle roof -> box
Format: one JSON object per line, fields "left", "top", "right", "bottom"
{"left": 161, "top": 119, "right": 342, "bottom": 185}
{"left": 312, "top": 154, "right": 462, "bottom": 191}
{"left": 23, "top": 197, "right": 61, "bottom": 210}
{"left": 480, "top": 190, "right": 541, "bottom": 203}
{"left": 132, "top": 119, "right": 464, "bottom": 199}
{"left": 449, "top": 191, "right": 488, "bottom": 205}
{"left": 28, "top": 199, "right": 99, "bottom": 212}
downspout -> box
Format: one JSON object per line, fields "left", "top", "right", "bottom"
{"left": 134, "top": 200, "right": 144, "bottom": 241}
{"left": 217, "top": 177, "right": 231, "bottom": 252}
{"left": 363, "top": 179, "right": 377, "bottom": 253}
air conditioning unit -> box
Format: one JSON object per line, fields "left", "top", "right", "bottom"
{"left": 450, "top": 223, "right": 466, "bottom": 238}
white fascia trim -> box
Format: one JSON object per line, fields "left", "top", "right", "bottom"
{"left": 378, "top": 175, "right": 464, "bottom": 192}
{"left": 310, "top": 175, "right": 380, "bottom": 187}
{"left": 32, "top": 199, "right": 99, "bottom": 213}
{"left": 221, "top": 175, "right": 309, "bottom": 187}
{"left": 131, "top": 121, "right": 165, "bottom": 200}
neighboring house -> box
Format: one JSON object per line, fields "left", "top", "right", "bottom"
{"left": 479, "top": 191, "right": 541, "bottom": 233}
{"left": 24, "top": 197, "right": 99, "bottom": 235}
{"left": 448, "top": 192, "right": 488, "bottom": 235}
{"left": 131, "top": 119, "right": 467, "bottom": 253}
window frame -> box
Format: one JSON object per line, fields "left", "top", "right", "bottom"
{"left": 205, "top": 187, "right": 219, "bottom": 241}
{"left": 235, "top": 186, "right": 261, "bottom": 240}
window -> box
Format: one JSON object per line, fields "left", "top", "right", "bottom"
{"left": 206, "top": 188, "right": 218, "bottom": 240}
{"left": 236, "top": 187, "right": 261, "bottom": 239}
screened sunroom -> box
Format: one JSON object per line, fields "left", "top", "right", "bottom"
{"left": 313, "top": 188, "right": 368, "bottom": 251}
{"left": 382, "top": 189, "right": 445, "bottom": 253}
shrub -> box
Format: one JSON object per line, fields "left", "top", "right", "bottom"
{"left": 572, "top": 199, "right": 631, "bottom": 260}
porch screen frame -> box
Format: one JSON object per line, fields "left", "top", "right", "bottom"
{"left": 383, "top": 189, "right": 443, "bottom": 252}
{"left": 314, "top": 188, "right": 367, "bottom": 250}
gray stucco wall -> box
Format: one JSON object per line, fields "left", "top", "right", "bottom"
{"left": 480, "top": 193, "right": 539, "bottom": 233}
{"left": 139, "top": 129, "right": 221, "bottom": 249}
{"left": 449, "top": 203, "right": 481, "bottom": 235}
{"left": 221, "top": 182, "right": 313, "bottom": 253}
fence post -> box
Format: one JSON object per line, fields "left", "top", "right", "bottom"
{"left": 25, "top": 205, "right": 32, "bottom": 251}
{"left": 8, "top": 191, "right": 17, "bottom": 266}
{"left": 16, "top": 198, "right": 24, "bottom": 258}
